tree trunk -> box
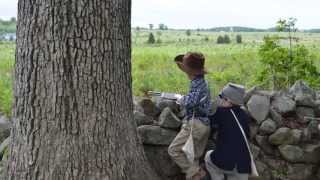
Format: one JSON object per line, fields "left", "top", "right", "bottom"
{"left": 7, "top": 0, "right": 160, "bottom": 179}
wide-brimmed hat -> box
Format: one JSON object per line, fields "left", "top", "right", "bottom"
{"left": 219, "top": 83, "right": 245, "bottom": 105}
{"left": 174, "top": 52, "right": 207, "bottom": 75}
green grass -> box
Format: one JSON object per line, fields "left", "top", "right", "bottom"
{"left": 1, "top": 31, "right": 320, "bottom": 116}
{"left": 0, "top": 42, "right": 14, "bottom": 116}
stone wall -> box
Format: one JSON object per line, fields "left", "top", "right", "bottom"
{"left": 134, "top": 80, "right": 320, "bottom": 180}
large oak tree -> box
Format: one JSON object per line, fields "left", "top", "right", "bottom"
{"left": 7, "top": 0, "right": 160, "bottom": 179}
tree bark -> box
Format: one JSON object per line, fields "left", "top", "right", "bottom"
{"left": 7, "top": 0, "right": 160, "bottom": 179}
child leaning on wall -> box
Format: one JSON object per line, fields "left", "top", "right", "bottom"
{"left": 205, "top": 83, "right": 251, "bottom": 180}
{"left": 168, "top": 52, "right": 212, "bottom": 180}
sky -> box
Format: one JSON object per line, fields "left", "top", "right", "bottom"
{"left": 0, "top": 0, "right": 319, "bottom": 29}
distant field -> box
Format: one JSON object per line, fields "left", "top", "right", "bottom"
{"left": 1, "top": 31, "right": 320, "bottom": 116}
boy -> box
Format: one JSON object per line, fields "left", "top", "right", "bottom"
{"left": 205, "top": 83, "right": 251, "bottom": 180}
{"left": 168, "top": 52, "right": 212, "bottom": 180}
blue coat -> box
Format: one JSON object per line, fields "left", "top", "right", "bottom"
{"left": 209, "top": 106, "right": 251, "bottom": 174}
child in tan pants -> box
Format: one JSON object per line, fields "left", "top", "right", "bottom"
{"left": 168, "top": 52, "right": 212, "bottom": 180}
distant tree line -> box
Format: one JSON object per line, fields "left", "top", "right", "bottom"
{"left": 0, "top": 18, "right": 16, "bottom": 34}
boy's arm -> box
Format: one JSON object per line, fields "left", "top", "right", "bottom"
{"left": 177, "top": 89, "right": 202, "bottom": 109}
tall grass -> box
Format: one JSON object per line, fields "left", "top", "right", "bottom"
{"left": 0, "top": 31, "right": 320, "bottom": 116}
{"left": 0, "top": 42, "right": 14, "bottom": 116}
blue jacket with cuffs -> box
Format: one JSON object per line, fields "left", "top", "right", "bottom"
{"left": 209, "top": 106, "right": 252, "bottom": 174}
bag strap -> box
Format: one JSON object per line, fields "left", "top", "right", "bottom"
{"left": 230, "top": 109, "right": 254, "bottom": 161}
{"left": 190, "top": 111, "right": 195, "bottom": 133}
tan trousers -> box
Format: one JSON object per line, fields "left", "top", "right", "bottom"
{"left": 168, "top": 119, "right": 210, "bottom": 179}
{"left": 205, "top": 150, "right": 249, "bottom": 180}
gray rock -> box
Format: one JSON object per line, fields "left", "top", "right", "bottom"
{"left": 301, "top": 128, "right": 312, "bottom": 142}
{"left": 138, "top": 98, "right": 159, "bottom": 117}
{"left": 289, "top": 80, "right": 316, "bottom": 105}
{"left": 294, "top": 95, "right": 316, "bottom": 107}
{"left": 250, "top": 143, "right": 261, "bottom": 160}
{"left": 247, "top": 95, "right": 270, "bottom": 124}
{"left": 244, "top": 86, "right": 258, "bottom": 104}
{"left": 134, "top": 111, "right": 154, "bottom": 126}
{"left": 255, "top": 161, "right": 272, "bottom": 180}
{"left": 255, "top": 90, "right": 275, "bottom": 97}
{"left": 269, "top": 108, "right": 283, "bottom": 127}
{"left": 0, "top": 137, "right": 10, "bottom": 157}
{"left": 137, "top": 125, "right": 178, "bottom": 145}
{"left": 296, "top": 107, "right": 315, "bottom": 123}
{"left": 255, "top": 135, "right": 275, "bottom": 155}
{"left": 259, "top": 119, "right": 277, "bottom": 135}
{"left": 159, "top": 107, "right": 182, "bottom": 130}
{"left": 287, "top": 164, "right": 313, "bottom": 180}
{"left": 278, "top": 145, "right": 303, "bottom": 163}
{"left": 0, "top": 116, "right": 11, "bottom": 143}
{"left": 133, "top": 96, "right": 144, "bottom": 113}
{"left": 156, "top": 99, "right": 180, "bottom": 113}
{"left": 144, "top": 145, "right": 180, "bottom": 178}
{"left": 302, "top": 143, "right": 320, "bottom": 164}
{"left": 264, "top": 158, "right": 287, "bottom": 171}
{"left": 271, "top": 95, "right": 296, "bottom": 114}
{"left": 269, "top": 128, "right": 302, "bottom": 145}
{"left": 249, "top": 124, "right": 259, "bottom": 140}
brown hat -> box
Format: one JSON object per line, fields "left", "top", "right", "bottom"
{"left": 174, "top": 52, "right": 207, "bottom": 75}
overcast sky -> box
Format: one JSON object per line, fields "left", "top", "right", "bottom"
{"left": 1, "top": 0, "right": 319, "bottom": 29}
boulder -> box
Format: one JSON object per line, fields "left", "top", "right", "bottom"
{"left": 244, "top": 86, "right": 258, "bottom": 104}
{"left": 159, "top": 107, "right": 182, "bottom": 130}
{"left": 144, "top": 145, "right": 180, "bottom": 179}
{"left": 271, "top": 95, "right": 296, "bottom": 114}
{"left": 133, "top": 96, "right": 144, "bottom": 113}
{"left": 255, "top": 161, "right": 272, "bottom": 180}
{"left": 247, "top": 95, "right": 270, "bottom": 124}
{"left": 255, "top": 135, "right": 276, "bottom": 155}
{"left": 259, "top": 119, "right": 277, "bottom": 135}
{"left": 137, "top": 125, "right": 177, "bottom": 145}
{"left": 296, "top": 107, "right": 315, "bottom": 123}
{"left": 0, "top": 137, "right": 9, "bottom": 158}
{"left": 302, "top": 143, "right": 320, "bottom": 164}
{"left": 289, "top": 80, "right": 316, "bottom": 107}
{"left": 0, "top": 116, "right": 11, "bottom": 143}
{"left": 287, "top": 164, "right": 313, "bottom": 180}
{"left": 250, "top": 143, "right": 261, "bottom": 160}
{"left": 269, "top": 128, "right": 302, "bottom": 145}
{"left": 155, "top": 99, "right": 180, "bottom": 114}
{"left": 269, "top": 108, "right": 283, "bottom": 127}
{"left": 134, "top": 111, "right": 154, "bottom": 126}
{"left": 301, "top": 128, "right": 312, "bottom": 143}
{"left": 138, "top": 98, "right": 160, "bottom": 117}
{"left": 249, "top": 124, "right": 259, "bottom": 139}
{"left": 278, "top": 145, "right": 303, "bottom": 163}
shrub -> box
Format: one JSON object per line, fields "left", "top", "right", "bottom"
{"left": 224, "top": 35, "right": 231, "bottom": 44}
{"left": 256, "top": 36, "right": 320, "bottom": 89}
{"left": 147, "top": 33, "right": 155, "bottom": 44}
{"left": 236, "top": 34, "right": 242, "bottom": 43}
{"left": 217, "top": 35, "right": 224, "bottom": 44}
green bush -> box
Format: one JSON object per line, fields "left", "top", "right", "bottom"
{"left": 224, "top": 35, "right": 231, "bottom": 44}
{"left": 256, "top": 36, "right": 320, "bottom": 89}
{"left": 236, "top": 34, "right": 242, "bottom": 43}
{"left": 147, "top": 33, "right": 155, "bottom": 44}
{"left": 217, "top": 35, "right": 224, "bottom": 44}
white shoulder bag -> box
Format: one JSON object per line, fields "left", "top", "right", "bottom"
{"left": 182, "top": 113, "right": 195, "bottom": 163}
{"left": 230, "top": 109, "right": 259, "bottom": 177}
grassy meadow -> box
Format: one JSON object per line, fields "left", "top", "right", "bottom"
{"left": 1, "top": 31, "right": 320, "bottom": 116}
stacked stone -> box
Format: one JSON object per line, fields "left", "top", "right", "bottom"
{"left": 135, "top": 80, "right": 320, "bottom": 180}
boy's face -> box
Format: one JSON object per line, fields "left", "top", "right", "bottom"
{"left": 219, "top": 95, "right": 234, "bottom": 107}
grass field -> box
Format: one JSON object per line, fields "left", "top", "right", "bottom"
{"left": 1, "top": 31, "right": 320, "bottom": 116}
